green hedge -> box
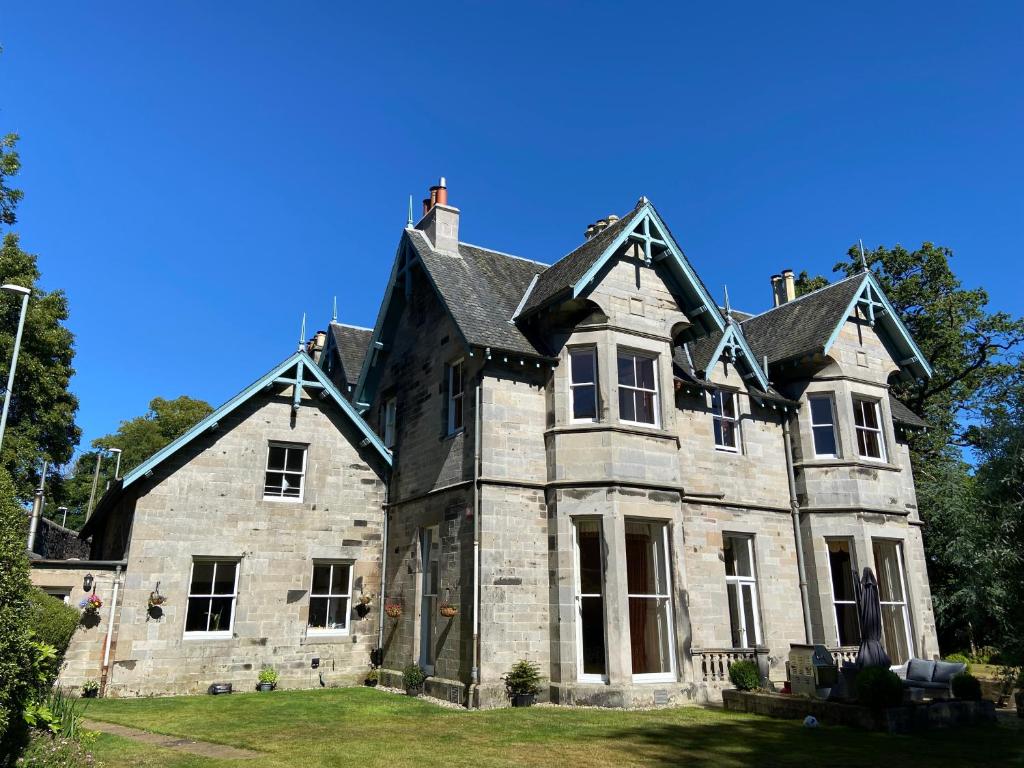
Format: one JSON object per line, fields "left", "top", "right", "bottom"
{"left": 28, "top": 588, "right": 79, "bottom": 671}
{"left": 0, "top": 468, "right": 34, "bottom": 749}
{"left": 856, "top": 666, "right": 903, "bottom": 709}
{"left": 728, "top": 660, "right": 760, "bottom": 691}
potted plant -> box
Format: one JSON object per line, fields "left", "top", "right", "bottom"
{"left": 79, "top": 593, "right": 103, "bottom": 616}
{"left": 505, "top": 659, "right": 542, "bottom": 707}
{"left": 402, "top": 663, "right": 426, "bottom": 696}
{"left": 81, "top": 680, "right": 100, "bottom": 699}
{"left": 365, "top": 668, "right": 379, "bottom": 687}
{"left": 257, "top": 665, "right": 278, "bottom": 692}
{"left": 385, "top": 602, "right": 402, "bottom": 619}
{"left": 439, "top": 601, "right": 458, "bottom": 618}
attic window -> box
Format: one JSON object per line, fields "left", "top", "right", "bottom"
{"left": 264, "top": 443, "right": 307, "bottom": 501}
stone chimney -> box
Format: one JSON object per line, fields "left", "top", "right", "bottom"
{"left": 771, "top": 269, "right": 797, "bottom": 306}
{"left": 417, "top": 177, "right": 459, "bottom": 254}
{"left": 770, "top": 274, "right": 783, "bottom": 307}
{"left": 584, "top": 213, "right": 620, "bottom": 240}
{"left": 306, "top": 330, "right": 327, "bottom": 363}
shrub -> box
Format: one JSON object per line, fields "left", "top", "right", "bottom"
{"left": 365, "top": 669, "right": 379, "bottom": 683}
{"left": 504, "top": 660, "right": 542, "bottom": 698}
{"left": 728, "top": 660, "right": 760, "bottom": 691}
{"left": 943, "top": 652, "right": 972, "bottom": 673}
{"left": 402, "top": 664, "right": 426, "bottom": 690}
{"left": 0, "top": 468, "right": 34, "bottom": 750}
{"left": 27, "top": 589, "right": 79, "bottom": 667}
{"left": 951, "top": 672, "right": 982, "bottom": 701}
{"left": 13, "top": 730, "right": 95, "bottom": 768}
{"left": 855, "top": 666, "right": 903, "bottom": 709}
{"left": 967, "top": 646, "right": 999, "bottom": 665}
{"left": 257, "top": 666, "right": 278, "bottom": 685}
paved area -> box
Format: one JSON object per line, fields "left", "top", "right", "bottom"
{"left": 83, "top": 719, "right": 262, "bottom": 760}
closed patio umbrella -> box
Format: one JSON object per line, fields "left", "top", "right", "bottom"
{"left": 855, "top": 567, "right": 891, "bottom": 669}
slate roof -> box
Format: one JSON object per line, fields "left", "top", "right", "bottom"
{"left": 405, "top": 229, "right": 549, "bottom": 357}
{"left": 328, "top": 322, "right": 372, "bottom": 386}
{"left": 889, "top": 394, "right": 928, "bottom": 428}
{"left": 520, "top": 207, "right": 644, "bottom": 315}
{"left": 740, "top": 274, "right": 866, "bottom": 364}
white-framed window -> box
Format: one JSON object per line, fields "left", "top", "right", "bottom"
{"left": 420, "top": 525, "right": 440, "bottom": 674}
{"left": 625, "top": 520, "right": 676, "bottom": 682}
{"left": 827, "top": 539, "right": 860, "bottom": 646}
{"left": 723, "top": 534, "right": 762, "bottom": 648}
{"left": 853, "top": 398, "right": 886, "bottom": 461}
{"left": 308, "top": 562, "right": 353, "bottom": 635}
{"left": 263, "top": 443, "right": 307, "bottom": 501}
{"left": 382, "top": 397, "right": 397, "bottom": 449}
{"left": 447, "top": 359, "right": 465, "bottom": 435}
{"left": 711, "top": 389, "right": 740, "bottom": 452}
{"left": 185, "top": 559, "right": 239, "bottom": 638}
{"left": 573, "top": 519, "right": 607, "bottom": 682}
{"left": 873, "top": 539, "right": 914, "bottom": 664}
{"left": 43, "top": 589, "right": 71, "bottom": 605}
{"left": 568, "top": 347, "right": 598, "bottom": 423}
{"left": 809, "top": 394, "right": 839, "bottom": 458}
{"left": 617, "top": 350, "right": 659, "bottom": 427}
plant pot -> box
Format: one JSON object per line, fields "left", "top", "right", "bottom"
{"left": 511, "top": 693, "right": 536, "bottom": 708}
{"left": 1015, "top": 690, "right": 1024, "bottom": 718}
{"left": 364, "top": 679, "right": 379, "bottom": 687}
{"left": 406, "top": 685, "right": 422, "bottom": 697}
{"left": 81, "top": 689, "right": 98, "bottom": 699}
{"left": 257, "top": 682, "right": 276, "bottom": 692}
{"left": 355, "top": 603, "right": 371, "bottom": 618}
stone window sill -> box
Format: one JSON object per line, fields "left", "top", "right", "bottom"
{"left": 794, "top": 459, "right": 901, "bottom": 473}
{"left": 546, "top": 423, "right": 678, "bottom": 442}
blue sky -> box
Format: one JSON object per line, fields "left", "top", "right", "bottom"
{"left": 2, "top": 2, "right": 1022, "bottom": 459}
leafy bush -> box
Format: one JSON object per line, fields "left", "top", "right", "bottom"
{"left": 855, "top": 666, "right": 903, "bottom": 709}
{"left": 0, "top": 467, "right": 35, "bottom": 750}
{"left": 951, "top": 672, "right": 982, "bottom": 701}
{"left": 27, "top": 589, "right": 79, "bottom": 669}
{"left": 967, "top": 646, "right": 1000, "bottom": 665}
{"left": 79, "top": 682, "right": 98, "bottom": 697}
{"left": 504, "top": 660, "right": 542, "bottom": 697}
{"left": 12, "top": 730, "right": 95, "bottom": 768}
{"left": 257, "top": 666, "right": 278, "bottom": 685}
{"left": 365, "top": 669, "right": 379, "bottom": 683}
{"left": 402, "top": 664, "right": 426, "bottom": 689}
{"left": 943, "top": 652, "right": 971, "bottom": 673}
{"left": 728, "top": 660, "right": 760, "bottom": 691}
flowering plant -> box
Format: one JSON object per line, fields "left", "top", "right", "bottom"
{"left": 148, "top": 591, "right": 166, "bottom": 609}
{"left": 384, "top": 602, "right": 402, "bottom": 618}
{"left": 79, "top": 593, "right": 103, "bottom": 613}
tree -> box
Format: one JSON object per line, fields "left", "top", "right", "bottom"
{"left": 794, "top": 270, "right": 829, "bottom": 296}
{"left": 0, "top": 133, "right": 22, "bottom": 227}
{"left": 56, "top": 395, "right": 213, "bottom": 529}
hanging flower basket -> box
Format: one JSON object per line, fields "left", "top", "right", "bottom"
{"left": 79, "top": 593, "right": 103, "bottom": 615}
{"left": 385, "top": 602, "right": 402, "bottom": 619}
{"left": 358, "top": 593, "right": 373, "bottom": 606}
{"left": 439, "top": 603, "right": 458, "bottom": 618}
{"left": 148, "top": 591, "right": 167, "bottom": 610}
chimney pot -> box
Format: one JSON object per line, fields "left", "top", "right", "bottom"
{"left": 585, "top": 224, "right": 597, "bottom": 240}
{"left": 770, "top": 274, "right": 783, "bottom": 307}
{"left": 782, "top": 269, "right": 796, "bottom": 304}
{"left": 606, "top": 214, "right": 619, "bottom": 224}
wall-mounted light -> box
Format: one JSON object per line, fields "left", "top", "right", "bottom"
{"left": 83, "top": 573, "right": 94, "bottom": 592}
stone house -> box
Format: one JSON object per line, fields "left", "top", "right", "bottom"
{"left": 33, "top": 179, "right": 937, "bottom": 706}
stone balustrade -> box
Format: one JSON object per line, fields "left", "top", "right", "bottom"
{"left": 691, "top": 647, "right": 759, "bottom": 683}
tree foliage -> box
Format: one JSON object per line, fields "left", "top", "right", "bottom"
{"left": 0, "top": 133, "right": 81, "bottom": 501}
{"left": 56, "top": 395, "right": 213, "bottom": 529}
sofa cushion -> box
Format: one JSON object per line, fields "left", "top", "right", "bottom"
{"left": 906, "top": 658, "right": 936, "bottom": 682}
{"left": 932, "top": 661, "right": 966, "bottom": 683}
{"left": 903, "top": 679, "right": 950, "bottom": 690}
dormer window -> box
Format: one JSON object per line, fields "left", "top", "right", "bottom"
{"left": 853, "top": 398, "right": 886, "bottom": 461}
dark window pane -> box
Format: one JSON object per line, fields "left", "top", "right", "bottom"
{"left": 727, "top": 583, "right": 742, "bottom": 647}
{"left": 635, "top": 391, "right": 655, "bottom": 424}
{"left": 836, "top": 603, "right": 860, "bottom": 646}
{"left": 267, "top": 445, "right": 286, "bottom": 471}
{"left": 207, "top": 597, "right": 234, "bottom": 632}
{"left": 580, "top": 596, "right": 606, "bottom": 675}
{"left": 190, "top": 562, "right": 214, "bottom": 595}
{"left": 331, "top": 564, "right": 349, "bottom": 595}
{"left": 720, "top": 420, "right": 736, "bottom": 448}
{"left": 281, "top": 474, "right": 301, "bottom": 497}
{"left": 809, "top": 397, "right": 833, "bottom": 425}
{"left": 571, "top": 350, "right": 595, "bottom": 384}
{"left": 285, "top": 448, "right": 304, "bottom": 472}
{"left": 453, "top": 396, "right": 464, "bottom": 430}
{"left": 861, "top": 401, "right": 879, "bottom": 429}
{"left": 185, "top": 597, "right": 210, "bottom": 632}
{"left": 311, "top": 565, "right": 331, "bottom": 594}
{"left": 212, "top": 562, "right": 236, "bottom": 595}
{"left": 629, "top": 597, "right": 672, "bottom": 675}
{"left": 713, "top": 418, "right": 724, "bottom": 446}
{"left": 636, "top": 357, "right": 655, "bottom": 390}
{"left": 617, "top": 355, "right": 635, "bottom": 386}
{"left": 723, "top": 536, "right": 736, "bottom": 576}
{"left": 573, "top": 385, "right": 597, "bottom": 420}
{"left": 264, "top": 472, "right": 284, "bottom": 496}
{"left": 577, "top": 524, "right": 603, "bottom": 595}
{"left": 619, "top": 388, "right": 636, "bottom": 422}
{"left": 742, "top": 584, "right": 758, "bottom": 645}
{"left": 813, "top": 425, "right": 837, "bottom": 456}
{"left": 309, "top": 596, "right": 328, "bottom": 628}
{"left": 828, "top": 544, "right": 855, "bottom": 601}
{"left": 326, "top": 597, "right": 348, "bottom": 629}
{"left": 711, "top": 390, "right": 723, "bottom": 416}
{"left": 626, "top": 528, "right": 654, "bottom": 594}
{"left": 721, "top": 392, "right": 736, "bottom": 419}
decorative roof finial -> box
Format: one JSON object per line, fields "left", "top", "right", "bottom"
{"left": 407, "top": 195, "right": 414, "bottom": 227}
{"left": 298, "top": 312, "right": 306, "bottom": 352}
{"left": 723, "top": 284, "right": 732, "bottom": 320}
{"left": 332, "top": 296, "right": 338, "bottom": 323}
{"left": 858, "top": 239, "right": 869, "bottom": 272}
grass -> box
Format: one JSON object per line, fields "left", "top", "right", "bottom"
{"left": 84, "top": 687, "right": 1023, "bottom": 768}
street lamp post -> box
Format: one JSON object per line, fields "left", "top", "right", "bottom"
{"left": 0, "top": 283, "right": 31, "bottom": 455}
{"left": 110, "top": 447, "right": 123, "bottom": 480}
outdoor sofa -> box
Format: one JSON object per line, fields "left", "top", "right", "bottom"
{"left": 892, "top": 658, "right": 967, "bottom": 699}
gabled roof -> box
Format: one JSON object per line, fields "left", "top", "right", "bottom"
{"left": 327, "top": 322, "right": 372, "bottom": 386}
{"left": 740, "top": 272, "right": 932, "bottom": 380}
{"left": 518, "top": 199, "right": 725, "bottom": 338}
{"left": 81, "top": 351, "right": 390, "bottom": 539}
{"left": 889, "top": 393, "right": 928, "bottom": 428}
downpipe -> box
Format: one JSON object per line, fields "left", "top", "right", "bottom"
{"left": 783, "top": 415, "right": 813, "bottom": 644}
{"left": 472, "top": 379, "right": 482, "bottom": 687}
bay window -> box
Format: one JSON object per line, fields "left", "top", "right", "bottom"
{"left": 827, "top": 539, "right": 860, "bottom": 646}
{"left": 573, "top": 520, "right": 607, "bottom": 682}
{"left": 617, "top": 350, "right": 659, "bottom": 426}
{"left": 873, "top": 539, "right": 913, "bottom": 664}
{"left": 809, "top": 395, "right": 839, "bottom": 458}
{"left": 625, "top": 520, "right": 675, "bottom": 681}
{"left": 569, "top": 347, "right": 598, "bottom": 422}
{"left": 853, "top": 398, "right": 886, "bottom": 461}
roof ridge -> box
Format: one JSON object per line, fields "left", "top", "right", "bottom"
{"left": 546, "top": 210, "right": 628, "bottom": 268}
{"left": 741, "top": 272, "right": 865, "bottom": 322}
{"left": 330, "top": 321, "right": 372, "bottom": 331}
{"left": 459, "top": 241, "right": 549, "bottom": 268}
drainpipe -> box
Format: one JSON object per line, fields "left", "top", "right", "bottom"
{"left": 26, "top": 459, "right": 49, "bottom": 552}
{"left": 101, "top": 565, "right": 122, "bottom": 694}
{"left": 377, "top": 484, "right": 389, "bottom": 656}
{"left": 782, "top": 415, "right": 813, "bottom": 644}
{"left": 472, "top": 376, "right": 482, "bottom": 687}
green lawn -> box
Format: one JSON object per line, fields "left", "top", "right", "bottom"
{"left": 84, "top": 687, "right": 1022, "bottom": 768}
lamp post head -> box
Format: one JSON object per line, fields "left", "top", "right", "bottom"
{"left": 1, "top": 284, "right": 30, "bottom": 296}
{"left": 108, "top": 448, "right": 122, "bottom": 455}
